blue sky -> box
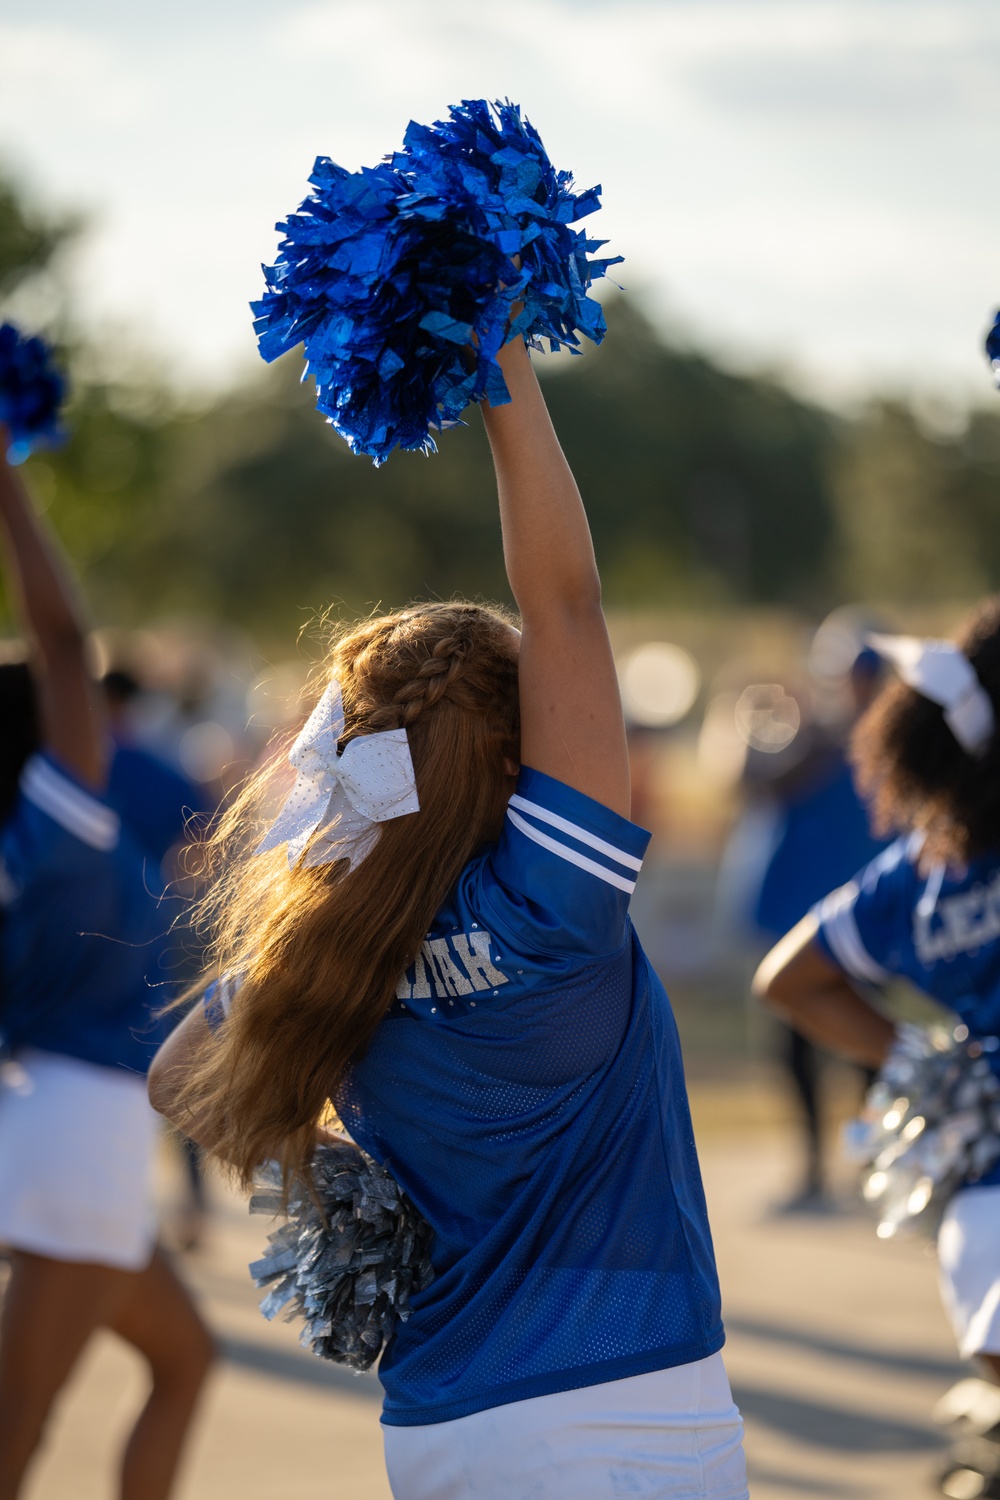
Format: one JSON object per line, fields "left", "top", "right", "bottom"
{"left": 1, "top": 0, "right": 998, "bottom": 404}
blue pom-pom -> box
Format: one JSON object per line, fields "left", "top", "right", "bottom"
{"left": 0, "top": 323, "right": 67, "bottom": 465}
{"left": 251, "top": 100, "right": 622, "bottom": 465}
{"left": 986, "top": 310, "right": 1000, "bottom": 387}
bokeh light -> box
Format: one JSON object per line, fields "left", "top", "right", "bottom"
{"left": 733, "top": 683, "right": 801, "bottom": 753}
{"left": 620, "top": 642, "right": 701, "bottom": 728}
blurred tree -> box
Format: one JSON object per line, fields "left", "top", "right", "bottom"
{"left": 949, "top": 407, "right": 1000, "bottom": 585}
{"left": 832, "top": 401, "right": 994, "bottom": 603}
{"left": 540, "top": 301, "right": 838, "bottom": 608}
{"left": 0, "top": 165, "right": 78, "bottom": 298}
{"left": 0, "top": 166, "right": 167, "bottom": 634}
{"left": 21, "top": 387, "right": 171, "bottom": 608}
{"left": 5, "top": 163, "right": 1000, "bottom": 641}
{"left": 98, "top": 299, "right": 840, "bottom": 640}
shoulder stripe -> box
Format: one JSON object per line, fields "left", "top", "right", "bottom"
{"left": 21, "top": 757, "right": 119, "bottom": 852}
{"left": 203, "top": 973, "right": 236, "bottom": 1034}
{"left": 506, "top": 807, "right": 637, "bottom": 893}
{"left": 508, "top": 794, "right": 643, "bottom": 872}
{"left": 817, "top": 884, "right": 890, "bottom": 984}
{"left": 218, "top": 973, "right": 236, "bottom": 1016}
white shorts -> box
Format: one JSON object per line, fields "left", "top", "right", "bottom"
{"left": 938, "top": 1184, "right": 1000, "bottom": 1358}
{"left": 382, "top": 1351, "right": 748, "bottom": 1500}
{"left": 0, "top": 1048, "right": 158, "bottom": 1272}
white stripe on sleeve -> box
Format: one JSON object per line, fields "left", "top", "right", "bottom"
{"left": 817, "top": 883, "right": 890, "bottom": 984}
{"left": 218, "top": 973, "right": 236, "bottom": 1017}
{"left": 507, "top": 794, "right": 643, "bottom": 872}
{"left": 21, "top": 757, "right": 120, "bottom": 852}
{"left": 506, "top": 807, "right": 637, "bottom": 893}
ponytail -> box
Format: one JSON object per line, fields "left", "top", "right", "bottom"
{"left": 172, "top": 602, "right": 520, "bottom": 1194}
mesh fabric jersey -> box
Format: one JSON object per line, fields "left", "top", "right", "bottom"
{"left": 336, "top": 766, "right": 724, "bottom": 1427}
{"left": 0, "top": 752, "right": 168, "bottom": 1073}
{"left": 814, "top": 832, "right": 1000, "bottom": 1189}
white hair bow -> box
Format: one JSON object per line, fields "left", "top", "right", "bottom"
{"left": 868, "top": 634, "right": 996, "bottom": 757}
{"left": 255, "top": 679, "right": 420, "bottom": 870}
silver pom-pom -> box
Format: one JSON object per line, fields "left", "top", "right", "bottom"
{"left": 844, "top": 1023, "right": 1000, "bottom": 1239}
{"left": 248, "top": 1137, "right": 434, "bottom": 1371}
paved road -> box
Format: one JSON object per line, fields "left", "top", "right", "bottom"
{"left": 706, "top": 1140, "right": 958, "bottom": 1499}
{"left": 22, "top": 1130, "right": 960, "bottom": 1499}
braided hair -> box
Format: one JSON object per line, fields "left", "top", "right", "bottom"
{"left": 177, "top": 601, "right": 521, "bottom": 1195}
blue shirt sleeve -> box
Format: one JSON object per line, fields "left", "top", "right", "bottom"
{"left": 202, "top": 974, "right": 238, "bottom": 1033}
{"left": 0, "top": 753, "right": 170, "bottom": 1071}
{"left": 811, "top": 837, "right": 919, "bottom": 984}
{"left": 475, "top": 766, "right": 651, "bottom": 961}
{"left": 106, "top": 744, "right": 206, "bottom": 865}
{"left": 11, "top": 752, "right": 122, "bottom": 858}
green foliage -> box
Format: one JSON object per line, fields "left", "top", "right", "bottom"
{"left": 833, "top": 401, "right": 1000, "bottom": 604}
{"left": 46, "top": 300, "right": 841, "bottom": 640}
{"left": 21, "top": 306, "right": 1000, "bottom": 647}
{"left": 5, "top": 162, "right": 1000, "bottom": 643}
{"left": 0, "top": 169, "right": 77, "bottom": 298}
{"left": 22, "top": 389, "right": 167, "bottom": 596}
{"left": 144, "top": 371, "right": 508, "bottom": 632}
{"left": 540, "top": 301, "right": 838, "bottom": 608}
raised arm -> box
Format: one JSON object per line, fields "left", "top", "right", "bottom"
{"left": 752, "top": 914, "right": 896, "bottom": 1069}
{"left": 482, "top": 338, "right": 630, "bottom": 817}
{"left": 0, "top": 436, "right": 106, "bottom": 788}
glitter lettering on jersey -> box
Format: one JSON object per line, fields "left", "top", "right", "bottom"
{"left": 425, "top": 938, "right": 474, "bottom": 996}
{"left": 914, "top": 868, "right": 1000, "bottom": 964}
{"left": 396, "top": 929, "right": 509, "bottom": 1001}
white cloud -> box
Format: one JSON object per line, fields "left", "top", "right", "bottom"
{"left": 0, "top": 22, "right": 152, "bottom": 126}
{"left": 0, "top": 0, "right": 998, "bottom": 400}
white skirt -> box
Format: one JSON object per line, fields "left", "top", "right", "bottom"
{"left": 0, "top": 1048, "right": 158, "bottom": 1271}
{"left": 938, "top": 1184, "right": 1000, "bottom": 1358}
{"left": 382, "top": 1352, "right": 748, "bottom": 1500}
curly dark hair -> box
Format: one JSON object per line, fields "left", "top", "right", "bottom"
{"left": 850, "top": 596, "right": 1000, "bottom": 866}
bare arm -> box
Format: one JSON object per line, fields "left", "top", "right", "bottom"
{"left": 148, "top": 1000, "right": 350, "bottom": 1155}
{"left": 0, "top": 436, "right": 106, "bottom": 787}
{"left": 148, "top": 1002, "right": 222, "bottom": 1151}
{"left": 481, "top": 338, "right": 630, "bottom": 818}
{"left": 752, "top": 914, "right": 896, "bottom": 1069}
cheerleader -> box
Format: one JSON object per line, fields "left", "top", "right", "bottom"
{"left": 754, "top": 600, "right": 1000, "bottom": 1494}
{"left": 0, "top": 436, "right": 214, "bottom": 1499}
{"left": 149, "top": 330, "right": 749, "bottom": 1498}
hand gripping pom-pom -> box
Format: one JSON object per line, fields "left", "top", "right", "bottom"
{"left": 845, "top": 1023, "right": 1000, "bottom": 1240}
{"left": 0, "top": 323, "right": 67, "bottom": 465}
{"left": 249, "top": 1138, "right": 434, "bottom": 1371}
{"left": 250, "top": 99, "right": 622, "bottom": 465}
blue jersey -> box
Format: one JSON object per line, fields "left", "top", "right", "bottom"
{"left": 107, "top": 741, "right": 205, "bottom": 867}
{"left": 332, "top": 767, "right": 723, "bottom": 1426}
{"left": 813, "top": 836, "right": 1000, "bottom": 1187}
{"left": 754, "top": 754, "right": 887, "bottom": 939}
{"left": 0, "top": 753, "right": 168, "bottom": 1074}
